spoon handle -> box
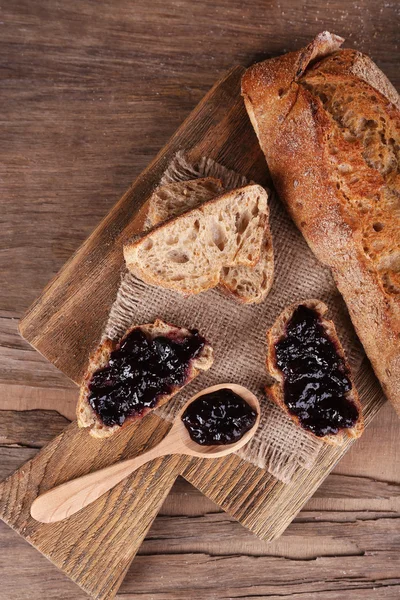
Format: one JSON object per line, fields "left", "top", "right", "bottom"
{"left": 30, "top": 438, "right": 174, "bottom": 524}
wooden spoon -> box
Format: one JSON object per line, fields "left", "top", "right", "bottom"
{"left": 31, "top": 383, "right": 260, "bottom": 523}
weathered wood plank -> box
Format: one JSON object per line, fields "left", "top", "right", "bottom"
{"left": 122, "top": 551, "right": 400, "bottom": 598}
{"left": 1, "top": 505, "right": 399, "bottom": 599}
{"left": 1, "top": 444, "right": 399, "bottom": 598}
{"left": 1, "top": 55, "right": 389, "bottom": 600}
{"left": 0, "top": 410, "right": 69, "bottom": 447}
{"left": 0, "top": 448, "right": 39, "bottom": 481}
{"left": 2, "top": 1, "right": 400, "bottom": 598}
{"left": 2, "top": 0, "right": 398, "bottom": 317}
{"left": 18, "top": 65, "right": 267, "bottom": 385}
{"left": 0, "top": 314, "right": 75, "bottom": 391}
{"left": 0, "top": 416, "right": 185, "bottom": 600}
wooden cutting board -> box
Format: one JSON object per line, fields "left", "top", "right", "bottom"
{"left": 0, "top": 66, "right": 385, "bottom": 600}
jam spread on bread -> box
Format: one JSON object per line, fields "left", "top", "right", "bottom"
{"left": 88, "top": 329, "right": 205, "bottom": 427}
{"left": 182, "top": 389, "right": 257, "bottom": 445}
{"left": 274, "top": 305, "right": 359, "bottom": 437}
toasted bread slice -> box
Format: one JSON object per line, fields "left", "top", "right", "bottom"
{"left": 145, "top": 178, "right": 274, "bottom": 304}
{"left": 266, "top": 299, "right": 364, "bottom": 445}
{"left": 124, "top": 184, "right": 271, "bottom": 297}
{"left": 77, "top": 319, "right": 213, "bottom": 438}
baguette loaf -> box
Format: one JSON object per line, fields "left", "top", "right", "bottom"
{"left": 266, "top": 299, "right": 364, "bottom": 445}
{"left": 242, "top": 32, "right": 400, "bottom": 415}
{"left": 145, "top": 178, "right": 274, "bottom": 303}
{"left": 124, "top": 184, "right": 272, "bottom": 298}
{"left": 77, "top": 319, "right": 213, "bottom": 438}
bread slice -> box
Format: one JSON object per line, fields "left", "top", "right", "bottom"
{"left": 77, "top": 319, "right": 213, "bottom": 438}
{"left": 242, "top": 32, "right": 400, "bottom": 416}
{"left": 124, "top": 184, "right": 271, "bottom": 297}
{"left": 266, "top": 299, "right": 364, "bottom": 446}
{"left": 145, "top": 179, "right": 274, "bottom": 304}
{"left": 144, "top": 177, "right": 224, "bottom": 230}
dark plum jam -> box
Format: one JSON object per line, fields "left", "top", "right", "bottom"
{"left": 88, "top": 328, "right": 205, "bottom": 427}
{"left": 181, "top": 389, "right": 257, "bottom": 445}
{"left": 274, "top": 305, "right": 359, "bottom": 437}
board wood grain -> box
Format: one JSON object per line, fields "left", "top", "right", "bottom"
{"left": 1, "top": 65, "right": 387, "bottom": 600}
{"left": 19, "top": 66, "right": 268, "bottom": 385}
{"left": 2, "top": 2, "right": 400, "bottom": 598}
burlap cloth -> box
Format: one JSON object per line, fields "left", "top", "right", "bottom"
{"left": 105, "top": 152, "right": 364, "bottom": 483}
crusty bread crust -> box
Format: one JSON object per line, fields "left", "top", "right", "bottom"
{"left": 242, "top": 32, "right": 400, "bottom": 416}
{"left": 265, "top": 299, "right": 364, "bottom": 446}
{"left": 77, "top": 319, "right": 213, "bottom": 438}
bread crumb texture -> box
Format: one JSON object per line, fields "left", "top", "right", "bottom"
{"left": 124, "top": 184, "right": 272, "bottom": 301}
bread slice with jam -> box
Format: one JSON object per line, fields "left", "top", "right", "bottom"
{"left": 266, "top": 299, "right": 364, "bottom": 445}
{"left": 77, "top": 319, "right": 213, "bottom": 438}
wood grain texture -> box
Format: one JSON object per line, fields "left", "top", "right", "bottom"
{"left": 0, "top": 415, "right": 186, "bottom": 599}
{"left": 1, "top": 431, "right": 399, "bottom": 599}
{"left": 19, "top": 65, "right": 267, "bottom": 385}
{"left": 1, "top": 67, "right": 271, "bottom": 600}
{"left": 1, "top": 0, "right": 399, "bottom": 598}
{"left": 0, "top": 473, "right": 399, "bottom": 599}
{"left": 0, "top": 62, "right": 388, "bottom": 599}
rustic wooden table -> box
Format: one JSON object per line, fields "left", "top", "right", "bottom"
{"left": 1, "top": 1, "right": 399, "bottom": 598}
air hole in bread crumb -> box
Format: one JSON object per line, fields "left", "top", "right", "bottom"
{"left": 343, "top": 132, "right": 356, "bottom": 143}
{"left": 236, "top": 210, "right": 251, "bottom": 235}
{"left": 166, "top": 235, "right": 179, "bottom": 245}
{"left": 143, "top": 239, "right": 153, "bottom": 251}
{"left": 373, "top": 222, "right": 384, "bottom": 232}
{"left": 278, "top": 88, "right": 285, "bottom": 98}
{"left": 194, "top": 219, "right": 200, "bottom": 231}
{"left": 210, "top": 222, "right": 227, "bottom": 251}
{"left": 167, "top": 250, "right": 189, "bottom": 264}
{"left": 366, "top": 119, "right": 378, "bottom": 129}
